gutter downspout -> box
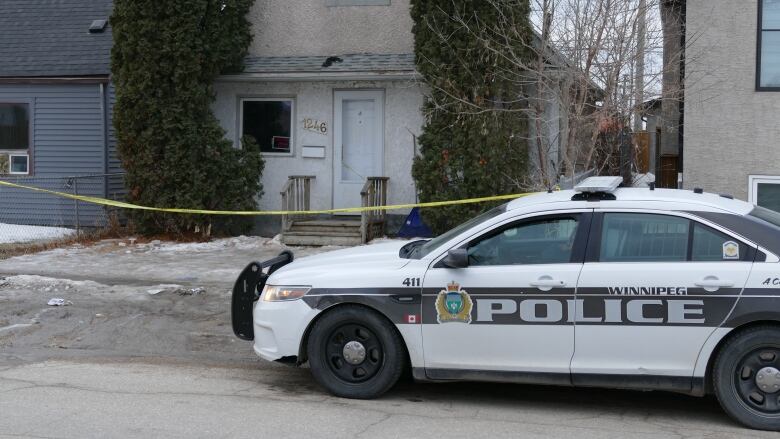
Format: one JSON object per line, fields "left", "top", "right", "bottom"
{"left": 677, "top": 0, "right": 686, "bottom": 189}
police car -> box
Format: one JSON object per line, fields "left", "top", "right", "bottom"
{"left": 232, "top": 177, "right": 780, "bottom": 431}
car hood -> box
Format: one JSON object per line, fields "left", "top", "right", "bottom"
{"left": 268, "top": 240, "right": 413, "bottom": 284}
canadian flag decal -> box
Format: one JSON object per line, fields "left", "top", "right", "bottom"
{"left": 406, "top": 314, "right": 420, "bottom": 324}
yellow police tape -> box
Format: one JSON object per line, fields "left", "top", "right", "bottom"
{"left": 0, "top": 179, "right": 536, "bottom": 216}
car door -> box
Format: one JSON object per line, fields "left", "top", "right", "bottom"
{"left": 571, "top": 210, "right": 755, "bottom": 387}
{"left": 421, "top": 210, "right": 592, "bottom": 381}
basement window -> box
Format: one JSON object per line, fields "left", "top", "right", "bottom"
{"left": 240, "top": 98, "right": 294, "bottom": 155}
{"left": 0, "top": 103, "right": 30, "bottom": 175}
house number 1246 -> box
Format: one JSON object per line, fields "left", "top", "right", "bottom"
{"left": 303, "top": 118, "right": 327, "bottom": 134}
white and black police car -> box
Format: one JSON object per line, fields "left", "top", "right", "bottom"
{"left": 232, "top": 177, "right": 780, "bottom": 431}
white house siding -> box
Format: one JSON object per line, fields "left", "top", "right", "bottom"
{"left": 248, "top": 0, "right": 413, "bottom": 57}
{"left": 684, "top": 0, "right": 780, "bottom": 200}
{"left": 212, "top": 79, "right": 424, "bottom": 217}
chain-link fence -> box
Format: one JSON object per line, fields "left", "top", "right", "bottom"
{"left": 0, "top": 173, "right": 126, "bottom": 247}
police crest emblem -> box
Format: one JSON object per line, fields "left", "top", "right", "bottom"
{"left": 435, "top": 281, "right": 473, "bottom": 324}
{"left": 723, "top": 241, "right": 739, "bottom": 260}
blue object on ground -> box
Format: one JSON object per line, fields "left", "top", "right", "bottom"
{"left": 397, "top": 207, "right": 433, "bottom": 238}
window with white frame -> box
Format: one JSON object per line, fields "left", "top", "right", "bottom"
{"left": 0, "top": 103, "right": 30, "bottom": 175}
{"left": 749, "top": 175, "right": 780, "bottom": 212}
{"left": 240, "top": 98, "right": 294, "bottom": 155}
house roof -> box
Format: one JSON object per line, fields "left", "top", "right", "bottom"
{"left": 240, "top": 53, "right": 416, "bottom": 75}
{"left": 0, "top": 0, "right": 113, "bottom": 78}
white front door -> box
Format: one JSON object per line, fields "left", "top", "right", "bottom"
{"left": 333, "top": 90, "right": 384, "bottom": 210}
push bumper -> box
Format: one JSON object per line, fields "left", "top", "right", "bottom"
{"left": 231, "top": 251, "right": 294, "bottom": 341}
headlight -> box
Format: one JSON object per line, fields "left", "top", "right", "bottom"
{"left": 262, "top": 285, "right": 311, "bottom": 302}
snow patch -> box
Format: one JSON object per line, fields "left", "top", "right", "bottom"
{"left": 0, "top": 236, "right": 348, "bottom": 286}
{"left": 0, "top": 222, "right": 75, "bottom": 244}
{"left": 5, "top": 275, "right": 105, "bottom": 290}
{"left": 146, "top": 284, "right": 183, "bottom": 295}
{"left": 145, "top": 236, "right": 277, "bottom": 253}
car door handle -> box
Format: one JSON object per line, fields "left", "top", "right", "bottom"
{"left": 530, "top": 279, "right": 566, "bottom": 288}
{"left": 695, "top": 277, "right": 734, "bottom": 289}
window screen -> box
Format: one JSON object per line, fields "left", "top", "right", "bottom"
{"left": 241, "top": 100, "right": 293, "bottom": 154}
{"left": 600, "top": 213, "right": 689, "bottom": 262}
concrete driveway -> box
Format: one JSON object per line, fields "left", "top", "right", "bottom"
{"left": 0, "top": 237, "right": 776, "bottom": 439}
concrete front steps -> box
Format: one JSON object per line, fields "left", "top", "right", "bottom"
{"left": 281, "top": 218, "right": 363, "bottom": 246}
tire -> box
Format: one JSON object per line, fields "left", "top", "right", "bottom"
{"left": 713, "top": 325, "right": 780, "bottom": 431}
{"left": 307, "top": 305, "right": 405, "bottom": 399}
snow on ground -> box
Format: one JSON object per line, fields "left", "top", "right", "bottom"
{"left": 0, "top": 235, "right": 350, "bottom": 286}
{"left": 0, "top": 235, "right": 411, "bottom": 367}
{"left": 0, "top": 222, "right": 75, "bottom": 244}
{"left": 0, "top": 274, "right": 186, "bottom": 301}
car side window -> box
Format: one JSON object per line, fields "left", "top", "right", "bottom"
{"left": 691, "top": 222, "right": 748, "bottom": 262}
{"left": 467, "top": 217, "right": 579, "bottom": 266}
{"left": 600, "top": 213, "right": 689, "bottom": 262}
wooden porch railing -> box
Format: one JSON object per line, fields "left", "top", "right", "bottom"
{"left": 280, "top": 175, "right": 315, "bottom": 232}
{"left": 360, "top": 177, "right": 389, "bottom": 244}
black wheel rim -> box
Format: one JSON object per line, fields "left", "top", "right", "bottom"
{"left": 733, "top": 346, "right": 780, "bottom": 415}
{"left": 323, "top": 323, "right": 384, "bottom": 384}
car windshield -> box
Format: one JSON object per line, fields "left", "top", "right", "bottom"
{"left": 749, "top": 205, "right": 780, "bottom": 228}
{"left": 414, "top": 204, "right": 507, "bottom": 258}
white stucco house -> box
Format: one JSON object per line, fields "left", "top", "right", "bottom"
{"left": 213, "top": 0, "right": 422, "bottom": 241}
{"left": 212, "top": 0, "right": 576, "bottom": 242}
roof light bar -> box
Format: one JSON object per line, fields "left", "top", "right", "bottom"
{"left": 574, "top": 176, "right": 623, "bottom": 194}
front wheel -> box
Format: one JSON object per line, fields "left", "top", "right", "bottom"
{"left": 307, "top": 305, "right": 405, "bottom": 399}
{"left": 714, "top": 326, "right": 780, "bottom": 431}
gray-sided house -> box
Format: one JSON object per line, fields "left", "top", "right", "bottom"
{"left": 0, "top": 0, "right": 119, "bottom": 229}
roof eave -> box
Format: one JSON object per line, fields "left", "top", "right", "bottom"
{"left": 0, "top": 75, "right": 110, "bottom": 84}
{"left": 217, "top": 70, "right": 420, "bottom": 82}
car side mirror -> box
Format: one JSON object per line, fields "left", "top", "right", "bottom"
{"left": 442, "top": 249, "right": 469, "bottom": 268}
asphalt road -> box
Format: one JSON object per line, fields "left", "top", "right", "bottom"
{"left": 0, "top": 238, "right": 778, "bottom": 438}
{"left": 0, "top": 353, "right": 777, "bottom": 439}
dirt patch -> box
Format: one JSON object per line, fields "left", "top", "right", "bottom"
{"left": 0, "top": 236, "right": 345, "bottom": 365}
{"left": 0, "top": 276, "right": 252, "bottom": 363}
